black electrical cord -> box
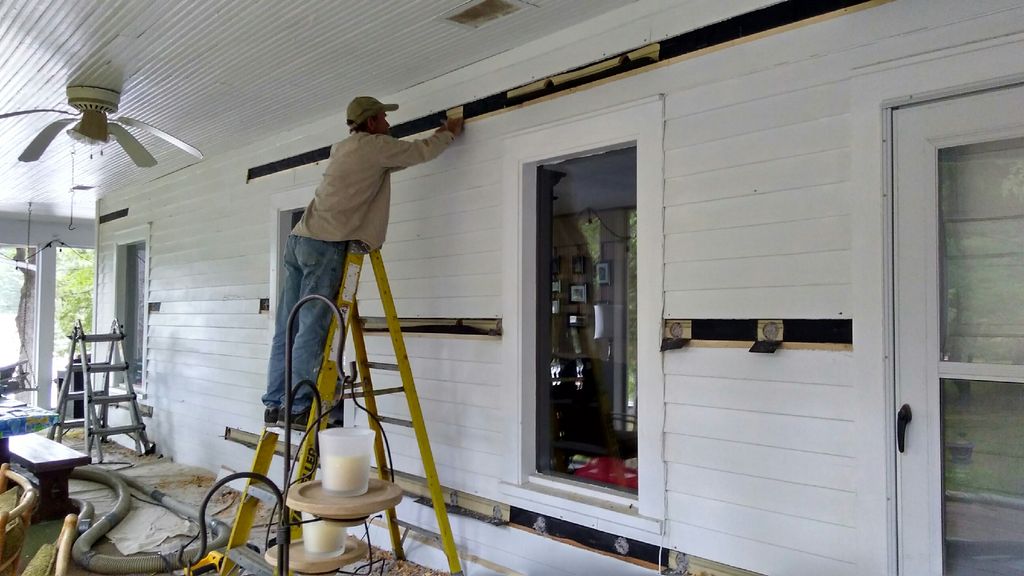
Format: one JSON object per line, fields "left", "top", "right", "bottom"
{"left": 0, "top": 238, "right": 94, "bottom": 263}
{"left": 184, "top": 472, "right": 286, "bottom": 575}
{"left": 284, "top": 380, "right": 325, "bottom": 489}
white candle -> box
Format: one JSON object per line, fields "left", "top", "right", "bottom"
{"left": 301, "top": 512, "right": 347, "bottom": 555}
{"left": 321, "top": 454, "right": 371, "bottom": 495}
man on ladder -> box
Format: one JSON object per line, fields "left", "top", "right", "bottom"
{"left": 262, "top": 96, "right": 464, "bottom": 426}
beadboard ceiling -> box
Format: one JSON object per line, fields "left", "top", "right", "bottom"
{"left": 0, "top": 0, "right": 634, "bottom": 222}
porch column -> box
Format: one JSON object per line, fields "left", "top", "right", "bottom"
{"left": 33, "top": 245, "right": 55, "bottom": 408}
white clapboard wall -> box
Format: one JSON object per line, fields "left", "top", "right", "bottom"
{"left": 93, "top": 1, "right": 1024, "bottom": 574}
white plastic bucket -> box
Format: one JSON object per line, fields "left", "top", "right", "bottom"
{"left": 301, "top": 512, "right": 348, "bottom": 555}
{"left": 318, "top": 427, "right": 375, "bottom": 496}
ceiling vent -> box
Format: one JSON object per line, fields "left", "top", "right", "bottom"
{"left": 440, "top": 0, "right": 531, "bottom": 29}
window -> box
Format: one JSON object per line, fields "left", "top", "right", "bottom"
{"left": 53, "top": 246, "right": 94, "bottom": 404}
{"left": 503, "top": 98, "right": 664, "bottom": 519}
{"left": 0, "top": 246, "right": 36, "bottom": 397}
{"left": 537, "top": 147, "right": 638, "bottom": 492}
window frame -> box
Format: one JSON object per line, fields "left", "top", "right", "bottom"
{"left": 267, "top": 185, "right": 315, "bottom": 341}
{"left": 500, "top": 97, "right": 666, "bottom": 522}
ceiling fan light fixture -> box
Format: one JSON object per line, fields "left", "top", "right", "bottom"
{"left": 66, "top": 110, "right": 109, "bottom": 144}
{"left": 3, "top": 83, "right": 202, "bottom": 166}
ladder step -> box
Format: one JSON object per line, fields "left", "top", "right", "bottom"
{"left": 367, "top": 361, "right": 400, "bottom": 371}
{"left": 90, "top": 394, "right": 136, "bottom": 404}
{"left": 226, "top": 545, "right": 275, "bottom": 576}
{"left": 396, "top": 519, "right": 442, "bottom": 542}
{"left": 90, "top": 425, "right": 145, "bottom": 436}
{"left": 63, "top": 391, "right": 135, "bottom": 402}
{"left": 59, "top": 419, "right": 85, "bottom": 428}
{"left": 346, "top": 385, "right": 406, "bottom": 398}
{"left": 71, "top": 362, "right": 129, "bottom": 373}
{"left": 80, "top": 333, "right": 126, "bottom": 343}
{"left": 378, "top": 416, "right": 414, "bottom": 428}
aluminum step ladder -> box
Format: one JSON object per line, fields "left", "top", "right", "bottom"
{"left": 48, "top": 319, "right": 154, "bottom": 461}
{"left": 217, "top": 248, "right": 463, "bottom": 576}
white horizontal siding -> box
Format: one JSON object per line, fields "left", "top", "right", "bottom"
{"left": 663, "top": 347, "right": 857, "bottom": 571}
{"left": 88, "top": 2, "right": 1024, "bottom": 575}
{"left": 663, "top": 76, "right": 853, "bottom": 320}
{"left": 349, "top": 335, "right": 506, "bottom": 499}
{"left": 95, "top": 152, "right": 277, "bottom": 473}
{"left": 353, "top": 132, "right": 504, "bottom": 320}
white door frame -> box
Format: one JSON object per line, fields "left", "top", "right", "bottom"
{"left": 266, "top": 184, "right": 315, "bottom": 345}
{"left": 111, "top": 223, "right": 152, "bottom": 393}
{"left": 845, "top": 34, "right": 1024, "bottom": 573}
{"left": 890, "top": 82, "right": 1024, "bottom": 575}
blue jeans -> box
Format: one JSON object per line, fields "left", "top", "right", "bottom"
{"left": 263, "top": 235, "right": 348, "bottom": 413}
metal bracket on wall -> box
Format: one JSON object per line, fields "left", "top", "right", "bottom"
{"left": 749, "top": 320, "right": 784, "bottom": 354}
{"left": 660, "top": 319, "right": 851, "bottom": 351}
{"left": 660, "top": 320, "right": 692, "bottom": 351}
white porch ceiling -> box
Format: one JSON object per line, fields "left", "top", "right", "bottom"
{"left": 0, "top": 0, "right": 634, "bottom": 221}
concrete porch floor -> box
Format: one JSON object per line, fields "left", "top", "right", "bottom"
{"left": 22, "top": 434, "right": 443, "bottom": 576}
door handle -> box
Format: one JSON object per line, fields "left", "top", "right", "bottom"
{"left": 897, "top": 403, "right": 913, "bottom": 453}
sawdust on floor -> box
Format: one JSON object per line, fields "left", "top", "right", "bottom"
{"left": 63, "top": 436, "right": 444, "bottom": 576}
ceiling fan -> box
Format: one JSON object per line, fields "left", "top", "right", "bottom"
{"left": 0, "top": 85, "right": 203, "bottom": 167}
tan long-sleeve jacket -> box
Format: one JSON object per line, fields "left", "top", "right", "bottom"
{"left": 292, "top": 130, "right": 455, "bottom": 249}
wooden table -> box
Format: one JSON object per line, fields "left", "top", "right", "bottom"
{"left": 10, "top": 434, "right": 90, "bottom": 521}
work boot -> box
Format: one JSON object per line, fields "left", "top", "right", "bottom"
{"left": 263, "top": 406, "right": 280, "bottom": 426}
{"left": 279, "top": 409, "right": 311, "bottom": 431}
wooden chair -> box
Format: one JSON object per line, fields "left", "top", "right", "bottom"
{"left": 0, "top": 462, "right": 38, "bottom": 525}
{"left": 20, "top": 514, "right": 77, "bottom": 576}
{"left": 0, "top": 462, "right": 38, "bottom": 576}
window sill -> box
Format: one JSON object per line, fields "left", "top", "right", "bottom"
{"left": 498, "top": 477, "right": 662, "bottom": 540}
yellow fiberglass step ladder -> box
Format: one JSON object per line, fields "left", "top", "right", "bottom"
{"left": 216, "top": 248, "right": 463, "bottom": 576}
{"left": 49, "top": 319, "right": 154, "bottom": 461}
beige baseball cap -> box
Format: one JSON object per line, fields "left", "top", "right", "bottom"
{"left": 347, "top": 96, "right": 399, "bottom": 125}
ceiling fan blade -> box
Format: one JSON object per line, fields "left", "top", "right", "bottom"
{"left": 18, "top": 118, "right": 77, "bottom": 162}
{"left": 114, "top": 116, "right": 203, "bottom": 159}
{"left": 0, "top": 108, "right": 75, "bottom": 121}
{"left": 108, "top": 123, "right": 157, "bottom": 167}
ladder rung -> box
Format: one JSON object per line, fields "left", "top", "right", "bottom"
{"left": 90, "top": 394, "right": 135, "bottom": 404}
{"left": 59, "top": 419, "right": 85, "bottom": 428}
{"left": 63, "top": 392, "right": 85, "bottom": 401}
{"left": 90, "top": 425, "right": 145, "bottom": 436}
{"left": 346, "top": 386, "right": 406, "bottom": 398}
{"left": 367, "top": 362, "right": 400, "bottom": 371}
{"left": 226, "top": 545, "right": 275, "bottom": 576}
{"left": 80, "top": 333, "right": 126, "bottom": 343}
{"left": 73, "top": 362, "right": 129, "bottom": 373}
{"left": 378, "top": 416, "right": 413, "bottom": 428}
{"left": 396, "top": 519, "right": 442, "bottom": 542}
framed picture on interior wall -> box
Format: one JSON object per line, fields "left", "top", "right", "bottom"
{"left": 552, "top": 280, "right": 562, "bottom": 293}
{"left": 571, "top": 255, "right": 586, "bottom": 275}
{"left": 551, "top": 255, "right": 561, "bottom": 277}
{"left": 596, "top": 261, "right": 611, "bottom": 285}
{"left": 570, "top": 284, "right": 587, "bottom": 303}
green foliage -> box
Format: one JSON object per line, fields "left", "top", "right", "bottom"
{"left": 943, "top": 379, "right": 1024, "bottom": 496}
{"left": 54, "top": 248, "right": 94, "bottom": 358}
